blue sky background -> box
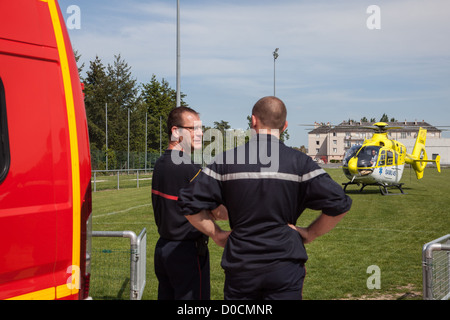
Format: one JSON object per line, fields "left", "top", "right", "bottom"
{"left": 60, "top": 0, "right": 450, "bottom": 148}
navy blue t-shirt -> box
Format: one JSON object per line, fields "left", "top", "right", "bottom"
{"left": 152, "top": 149, "right": 203, "bottom": 241}
{"left": 178, "top": 134, "right": 352, "bottom": 274}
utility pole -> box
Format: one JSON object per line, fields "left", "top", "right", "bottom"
{"left": 273, "top": 48, "right": 279, "bottom": 96}
{"left": 176, "top": 0, "right": 181, "bottom": 107}
{"left": 145, "top": 112, "right": 148, "bottom": 171}
{"left": 105, "top": 102, "right": 108, "bottom": 170}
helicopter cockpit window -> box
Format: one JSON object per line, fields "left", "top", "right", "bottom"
{"left": 387, "top": 150, "right": 394, "bottom": 165}
{"left": 356, "top": 146, "right": 381, "bottom": 168}
{"left": 343, "top": 145, "right": 361, "bottom": 166}
{"left": 378, "top": 150, "right": 386, "bottom": 166}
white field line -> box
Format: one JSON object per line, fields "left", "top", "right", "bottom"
{"left": 93, "top": 203, "right": 152, "bottom": 218}
{"left": 335, "top": 226, "right": 438, "bottom": 234}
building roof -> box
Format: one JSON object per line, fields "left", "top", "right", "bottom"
{"left": 308, "top": 121, "right": 441, "bottom": 134}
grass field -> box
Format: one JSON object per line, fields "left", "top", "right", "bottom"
{"left": 90, "top": 167, "right": 450, "bottom": 300}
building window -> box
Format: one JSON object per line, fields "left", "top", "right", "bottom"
{"left": 316, "top": 141, "right": 320, "bottom": 145}
{"left": 0, "top": 78, "right": 10, "bottom": 183}
{"left": 333, "top": 148, "right": 337, "bottom": 153}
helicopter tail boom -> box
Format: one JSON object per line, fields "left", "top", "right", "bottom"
{"left": 405, "top": 128, "right": 440, "bottom": 179}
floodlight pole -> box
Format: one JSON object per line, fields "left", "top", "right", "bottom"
{"left": 128, "top": 107, "right": 130, "bottom": 173}
{"left": 145, "top": 112, "right": 148, "bottom": 171}
{"left": 273, "top": 48, "right": 279, "bottom": 96}
{"left": 160, "top": 116, "right": 162, "bottom": 156}
{"left": 105, "top": 102, "right": 108, "bottom": 170}
{"left": 176, "top": 0, "right": 181, "bottom": 107}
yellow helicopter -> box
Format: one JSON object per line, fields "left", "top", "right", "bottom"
{"left": 342, "top": 122, "right": 441, "bottom": 195}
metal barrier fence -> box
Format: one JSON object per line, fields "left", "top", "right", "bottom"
{"left": 422, "top": 234, "right": 450, "bottom": 300}
{"left": 91, "top": 228, "right": 147, "bottom": 300}
{"left": 92, "top": 169, "right": 153, "bottom": 192}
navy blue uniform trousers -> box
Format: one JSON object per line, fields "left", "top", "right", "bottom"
{"left": 154, "top": 237, "right": 210, "bottom": 300}
{"left": 224, "top": 262, "right": 305, "bottom": 300}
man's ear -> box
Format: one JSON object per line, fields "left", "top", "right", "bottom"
{"left": 171, "top": 126, "right": 180, "bottom": 141}
{"left": 251, "top": 115, "right": 257, "bottom": 129}
{"left": 281, "top": 121, "right": 288, "bottom": 133}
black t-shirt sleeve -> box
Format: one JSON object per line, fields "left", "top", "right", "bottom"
{"left": 297, "top": 156, "right": 352, "bottom": 216}
{"left": 302, "top": 172, "right": 352, "bottom": 216}
{"left": 178, "top": 164, "right": 223, "bottom": 216}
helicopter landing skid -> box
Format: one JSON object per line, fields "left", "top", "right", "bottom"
{"left": 342, "top": 181, "right": 406, "bottom": 195}
{"left": 378, "top": 183, "right": 405, "bottom": 196}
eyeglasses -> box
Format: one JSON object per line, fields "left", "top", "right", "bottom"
{"left": 177, "top": 125, "right": 202, "bottom": 132}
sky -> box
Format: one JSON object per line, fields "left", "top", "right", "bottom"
{"left": 59, "top": 0, "right": 450, "bottom": 148}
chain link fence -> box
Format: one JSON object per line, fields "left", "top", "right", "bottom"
{"left": 91, "top": 149, "right": 161, "bottom": 171}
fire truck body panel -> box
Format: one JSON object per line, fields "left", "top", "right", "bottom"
{"left": 0, "top": 0, "right": 91, "bottom": 300}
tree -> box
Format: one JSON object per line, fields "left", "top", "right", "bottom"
{"left": 378, "top": 114, "right": 398, "bottom": 123}
{"left": 213, "top": 120, "right": 231, "bottom": 134}
{"left": 82, "top": 54, "right": 185, "bottom": 168}
{"left": 105, "top": 54, "right": 139, "bottom": 153}
{"left": 293, "top": 145, "right": 307, "bottom": 153}
{"left": 84, "top": 56, "right": 109, "bottom": 151}
{"left": 281, "top": 128, "right": 290, "bottom": 142}
{"left": 380, "top": 113, "right": 389, "bottom": 122}
{"left": 84, "top": 54, "right": 139, "bottom": 164}
{"left": 214, "top": 120, "right": 231, "bottom": 152}
{"left": 74, "top": 49, "right": 85, "bottom": 75}
{"left": 140, "top": 75, "right": 186, "bottom": 153}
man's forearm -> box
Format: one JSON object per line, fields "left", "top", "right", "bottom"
{"left": 290, "top": 211, "right": 347, "bottom": 244}
{"left": 211, "top": 204, "right": 229, "bottom": 221}
{"left": 185, "top": 210, "right": 230, "bottom": 247}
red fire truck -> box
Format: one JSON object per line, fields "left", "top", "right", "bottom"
{"left": 0, "top": 0, "right": 92, "bottom": 299}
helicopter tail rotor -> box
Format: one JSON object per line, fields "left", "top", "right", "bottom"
{"left": 405, "top": 127, "right": 440, "bottom": 179}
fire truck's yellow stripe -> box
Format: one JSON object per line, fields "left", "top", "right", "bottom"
{"left": 46, "top": 0, "right": 81, "bottom": 296}
{"left": 7, "top": 287, "right": 55, "bottom": 300}
{"left": 7, "top": 284, "right": 73, "bottom": 300}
